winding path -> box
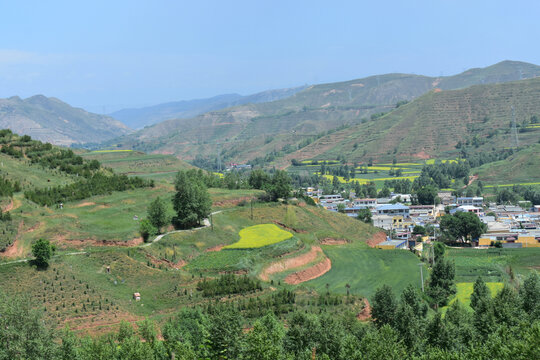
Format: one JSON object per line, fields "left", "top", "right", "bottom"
{"left": 0, "top": 211, "right": 222, "bottom": 266}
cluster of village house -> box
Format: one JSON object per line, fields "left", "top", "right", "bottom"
{"left": 304, "top": 188, "right": 540, "bottom": 250}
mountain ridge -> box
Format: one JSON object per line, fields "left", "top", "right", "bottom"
{"left": 0, "top": 95, "right": 132, "bottom": 146}
{"left": 110, "top": 86, "right": 308, "bottom": 129}
{"left": 105, "top": 60, "right": 540, "bottom": 166}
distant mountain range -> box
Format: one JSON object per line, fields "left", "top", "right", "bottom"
{"left": 0, "top": 95, "right": 131, "bottom": 146}
{"left": 104, "top": 60, "right": 540, "bottom": 165}
{"left": 109, "top": 86, "right": 308, "bottom": 129}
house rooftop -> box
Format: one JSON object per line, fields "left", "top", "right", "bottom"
{"left": 377, "top": 203, "right": 409, "bottom": 211}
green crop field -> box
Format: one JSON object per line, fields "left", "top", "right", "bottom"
{"left": 224, "top": 224, "right": 293, "bottom": 249}
{"left": 446, "top": 248, "right": 540, "bottom": 283}
{"left": 441, "top": 281, "right": 504, "bottom": 314}
{"left": 449, "top": 282, "right": 503, "bottom": 308}
{"left": 305, "top": 245, "right": 425, "bottom": 299}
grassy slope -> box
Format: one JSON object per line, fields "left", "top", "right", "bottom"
{"left": 0, "top": 152, "right": 77, "bottom": 189}
{"left": 80, "top": 150, "right": 194, "bottom": 182}
{"left": 474, "top": 144, "right": 540, "bottom": 185}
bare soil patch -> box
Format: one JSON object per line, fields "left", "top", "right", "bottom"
{"left": 412, "top": 150, "right": 431, "bottom": 160}
{"left": 53, "top": 235, "right": 144, "bottom": 249}
{"left": 260, "top": 245, "right": 323, "bottom": 281}
{"left": 0, "top": 221, "right": 26, "bottom": 258}
{"left": 320, "top": 238, "right": 348, "bottom": 245}
{"left": 206, "top": 244, "right": 224, "bottom": 252}
{"left": 273, "top": 221, "right": 307, "bottom": 233}
{"left": 357, "top": 298, "right": 372, "bottom": 321}
{"left": 213, "top": 196, "right": 254, "bottom": 207}
{"left": 74, "top": 201, "right": 96, "bottom": 208}
{"left": 366, "top": 232, "right": 387, "bottom": 248}
{"left": 284, "top": 256, "right": 332, "bottom": 285}
{"left": 146, "top": 253, "right": 185, "bottom": 269}
{"left": 2, "top": 199, "right": 14, "bottom": 212}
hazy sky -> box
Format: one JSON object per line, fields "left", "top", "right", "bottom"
{"left": 1, "top": 0, "right": 539, "bottom": 113}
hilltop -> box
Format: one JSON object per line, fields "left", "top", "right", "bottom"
{"left": 110, "top": 86, "right": 307, "bottom": 129}
{"left": 0, "top": 95, "right": 131, "bottom": 146}
{"left": 104, "top": 60, "right": 540, "bottom": 166}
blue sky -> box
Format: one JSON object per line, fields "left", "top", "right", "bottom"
{"left": 1, "top": 0, "right": 539, "bottom": 113}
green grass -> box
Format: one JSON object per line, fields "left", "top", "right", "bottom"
{"left": 224, "top": 224, "right": 293, "bottom": 249}
{"left": 306, "top": 245, "right": 425, "bottom": 299}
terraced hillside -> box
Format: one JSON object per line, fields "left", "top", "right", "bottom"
{"left": 105, "top": 61, "right": 540, "bottom": 165}
{"left": 285, "top": 77, "right": 540, "bottom": 164}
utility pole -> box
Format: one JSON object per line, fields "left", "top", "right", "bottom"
{"left": 250, "top": 199, "right": 254, "bottom": 220}
{"left": 418, "top": 263, "right": 424, "bottom": 292}
{"left": 210, "top": 213, "right": 213, "bottom": 231}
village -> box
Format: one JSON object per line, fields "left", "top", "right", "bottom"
{"left": 305, "top": 187, "right": 540, "bottom": 250}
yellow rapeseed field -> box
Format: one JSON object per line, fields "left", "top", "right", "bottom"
{"left": 224, "top": 224, "right": 293, "bottom": 249}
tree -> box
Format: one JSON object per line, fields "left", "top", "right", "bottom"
{"left": 139, "top": 219, "right": 157, "bottom": 242}
{"left": 147, "top": 196, "right": 167, "bottom": 232}
{"left": 400, "top": 283, "right": 427, "bottom": 319}
{"left": 427, "top": 258, "right": 456, "bottom": 307}
{"left": 439, "top": 212, "right": 487, "bottom": 243}
{"left": 357, "top": 208, "right": 373, "bottom": 224}
{"left": 0, "top": 294, "right": 58, "bottom": 359}
{"left": 242, "top": 312, "right": 285, "bottom": 360}
{"left": 377, "top": 187, "right": 390, "bottom": 198}
{"left": 172, "top": 170, "right": 212, "bottom": 229}
{"left": 248, "top": 169, "right": 270, "bottom": 190}
{"left": 208, "top": 307, "right": 242, "bottom": 359}
{"left": 416, "top": 185, "right": 438, "bottom": 205}
{"left": 337, "top": 203, "right": 346, "bottom": 213}
{"left": 470, "top": 277, "right": 490, "bottom": 311}
{"left": 266, "top": 170, "right": 291, "bottom": 201}
{"left": 371, "top": 285, "right": 397, "bottom": 328}
{"left": 520, "top": 272, "right": 540, "bottom": 317}
{"left": 32, "top": 238, "right": 55, "bottom": 268}
{"left": 412, "top": 225, "right": 426, "bottom": 236}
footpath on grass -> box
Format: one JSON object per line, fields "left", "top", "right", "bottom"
{"left": 0, "top": 210, "right": 223, "bottom": 266}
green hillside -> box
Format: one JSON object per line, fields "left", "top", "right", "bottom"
{"left": 474, "top": 144, "right": 540, "bottom": 185}
{"left": 286, "top": 77, "right": 540, "bottom": 164}
{"left": 105, "top": 61, "right": 540, "bottom": 167}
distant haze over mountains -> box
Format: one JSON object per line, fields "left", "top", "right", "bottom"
{"left": 105, "top": 60, "right": 540, "bottom": 164}
{"left": 110, "top": 86, "right": 308, "bottom": 129}
{"left": 0, "top": 95, "right": 131, "bottom": 146}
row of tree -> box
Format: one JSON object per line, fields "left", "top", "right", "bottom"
{"left": 24, "top": 173, "right": 153, "bottom": 207}
{"left": 2, "top": 271, "right": 539, "bottom": 359}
